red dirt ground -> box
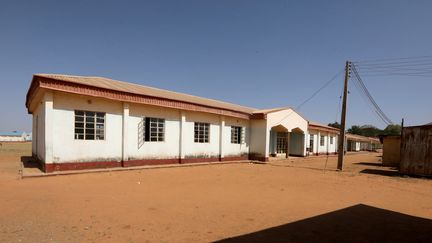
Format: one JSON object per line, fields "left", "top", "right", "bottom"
{"left": 0, "top": 142, "right": 431, "bottom": 242}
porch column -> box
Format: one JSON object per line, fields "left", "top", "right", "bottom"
{"left": 122, "top": 102, "right": 129, "bottom": 163}
{"left": 317, "top": 131, "right": 321, "bottom": 155}
{"left": 327, "top": 133, "right": 330, "bottom": 155}
{"left": 219, "top": 116, "right": 225, "bottom": 161}
{"left": 285, "top": 132, "right": 290, "bottom": 159}
{"left": 44, "top": 91, "right": 54, "bottom": 164}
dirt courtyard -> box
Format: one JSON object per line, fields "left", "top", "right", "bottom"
{"left": 0, "top": 142, "right": 431, "bottom": 242}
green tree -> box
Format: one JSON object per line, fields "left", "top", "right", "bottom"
{"left": 328, "top": 122, "right": 341, "bottom": 129}
{"left": 383, "top": 124, "right": 401, "bottom": 136}
{"left": 348, "top": 125, "right": 382, "bottom": 137}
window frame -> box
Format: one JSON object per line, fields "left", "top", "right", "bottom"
{"left": 143, "top": 117, "right": 165, "bottom": 142}
{"left": 74, "top": 110, "right": 105, "bottom": 140}
{"left": 231, "top": 126, "right": 242, "bottom": 144}
{"left": 194, "top": 122, "right": 210, "bottom": 143}
{"left": 330, "top": 136, "right": 334, "bottom": 145}
{"left": 320, "top": 135, "right": 325, "bottom": 146}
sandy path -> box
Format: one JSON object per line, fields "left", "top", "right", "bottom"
{"left": 0, "top": 144, "right": 431, "bottom": 242}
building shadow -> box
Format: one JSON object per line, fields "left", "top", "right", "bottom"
{"left": 359, "top": 168, "right": 401, "bottom": 177}
{"left": 20, "top": 156, "right": 43, "bottom": 171}
{"left": 217, "top": 204, "right": 432, "bottom": 243}
{"left": 354, "top": 162, "right": 383, "bottom": 167}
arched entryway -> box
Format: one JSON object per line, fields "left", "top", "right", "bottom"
{"left": 269, "top": 125, "right": 305, "bottom": 158}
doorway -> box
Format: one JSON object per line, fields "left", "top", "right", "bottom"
{"left": 276, "top": 132, "right": 287, "bottom": 154}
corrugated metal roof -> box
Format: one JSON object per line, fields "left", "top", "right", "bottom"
{"left": 34, "top": 74, "right": 256, "bottom": 114}
{"left": 252, "top": 107, "right": 292, "bottom": 114}
{"left": 308, "top": 121, "right": 340, "bottom": 131}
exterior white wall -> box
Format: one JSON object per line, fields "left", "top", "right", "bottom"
{"left": 34, "top": 97, "right": 45, "bottom": 162}
{"left": 33, "top": 90, "right": 349, "bottom": 165}
{"left": 42, "top": 91, "right": 250, "bottom": 163}
{"left": 266, "top": 109, "right": 308, "bottom": 133}
{"left": 52, "top": 92, "right": 123, "bottom": 163}
{"left": 128, "top": 103, "right": 181, "bottom": 160}
{"left": 0, "top": 136, "right": 25, "bottom": 142}
{"left": 182, "top": 111, "right": 220, "bottom": 158}
{"left": 266, "top": 109, "right": 308, "bottom": 157}
{"left": 249, "top": 119, "right": 267, "bottom": 158}
{"left": 307, "top": 130, "right": 338, "bottom": 155}
{"left": 223, "top": 116, "right": 249, "bottom": 157}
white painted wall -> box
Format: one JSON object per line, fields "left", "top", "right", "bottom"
{"left": 52, "top": 92, "right": 123, "bottom": 163}
{"left": 128, "top": 103, "right": 180, "bottom": 160}
{"left": 182, "top": 111, "right": 220, "bottom": 158}
{"left": 34, "top": 97, "right": 45, "bottom": 162}
{"left": 307, "top": 130, "right": 338, "bottom": 155}
{"left": 267, "top": 109, "right": 308, "bottom": 157}
{"left": 35, "top": 91, "right": 251, "bottom": 164}
{"left": 249, "top": 119, "right": 267, "bottom": 158}
{"left": 0, "top": 136, "right": 25, "bottom": 142}
{"left": 223, "top": 116, "right": 249, "bottom": 157}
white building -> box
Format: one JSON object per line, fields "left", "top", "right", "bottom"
{"left": 307, "top": 122, "right": 339, "bottom": 156}
{"left": 0, "top": 131, "right": 32, "bottom": 142}
{"left": 26, "top": 74, "right": 311, "bottom": 172}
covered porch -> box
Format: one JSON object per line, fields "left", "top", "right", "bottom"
{"left": 269, "top": 125, "right": 306, "bottom": 159}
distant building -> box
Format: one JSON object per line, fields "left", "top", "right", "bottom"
{"left": 0, "top": 131, "right": 31, "bottom": 142}
{"left": 307, "top": 122, "right": 339, "bottom": 155}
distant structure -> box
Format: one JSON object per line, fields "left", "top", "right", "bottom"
{"left": 25, "top": 74, "right": 381, "bottom": 173}
{"left": 382, "top": 135, "right": 401, "bottom": 167}
{"left": 400, "top": 124, "right": 432, "bottom": 176}
{"left": 0, "top": 131, "right": 32, "bottom": 142}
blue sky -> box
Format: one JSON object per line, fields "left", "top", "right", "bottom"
{"left": 1, "top": 0, "right": 431, "bottom": 132}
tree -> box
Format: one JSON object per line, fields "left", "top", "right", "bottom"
{"left": 383, "top": 124, "right": 401, "bottom": 136}
{"left": 348, "top": 125, "right": 381, "bottom": 137}
{"left": 328, "top": 122, "right": 341, "bottom": 129}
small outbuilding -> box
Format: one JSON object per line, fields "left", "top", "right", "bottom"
{"left": 400, "top": 124, "right": 432, "bottom": 176}
{"left": 382, "top": 135, "right": 401, "bottom": 167}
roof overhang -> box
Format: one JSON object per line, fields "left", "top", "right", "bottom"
{"left": 25, "top": 76, "right": 252, "bottom": 119}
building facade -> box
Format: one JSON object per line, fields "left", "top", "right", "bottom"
{"left": 26, "top": 74, "right": 382, "bottom": 172}
{"left": 0, "top": 132, "right": 31, "bottom": 142}
{"left": 27, "top": 74, "right": 313, "bottom": 172}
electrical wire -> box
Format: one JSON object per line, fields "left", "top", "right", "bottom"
{"left": 274, "top": 69, "right": 344, "bottom": 125}
{"left": 351, "top": 64, "right": 393, "bottom": 125}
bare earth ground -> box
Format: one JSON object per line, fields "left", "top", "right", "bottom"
{"left": 0, "top": 142, "right": 431, "bottom": 242}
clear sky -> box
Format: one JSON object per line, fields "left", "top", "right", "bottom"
{"left": 1, "top": 0, "right": 431, "bottom": 132}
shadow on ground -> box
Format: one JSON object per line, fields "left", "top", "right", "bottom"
{"left": 217, "top": 204, "right": 432, "bottom": 243}
{"left": 360, "top": 168, "right": 402, "bottom": 177}
{"left": 354, "top": 162, "right": 383, "bottom": 167}
{"left": 21, "top": 156, "right": 43, "bottom": 171}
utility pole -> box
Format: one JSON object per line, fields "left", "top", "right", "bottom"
{"left": 337, "top": 61, "right": 351, "bottom": 170}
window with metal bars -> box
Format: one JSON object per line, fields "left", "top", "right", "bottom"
{"left": 330, "top": 136, "right": 334, "bottom": 145}
{"left": 143, "top": 117, "right": 165, "bottom": 142}
{"left": 320, "top": 135, "right": 325, "bottom": 146}
{"left": 74, "top": 111, "right": 105, "bottom": 140}
{"left": 231, "top": 126, "right": 244, "bottom": 144}
{"left": 194, "top": 122, "right": 209, "bottom": 143}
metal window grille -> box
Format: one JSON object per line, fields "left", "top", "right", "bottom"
{"left": 231, "top": 126, "right": 242, "bottom": 144}
{"left": 74, "top": 111, "right": 105, "bottom": 140}
{"left": 320, "top": 135, "right": 325, "bottom": 146}
{"left": 144, "top": 117, "right": 165, "bottom": 142}
{"left": 330, "top": 136, "right": 334, "bottom": 145}
{"left": 194, "top": 122, "right": 209, "bottom": 143}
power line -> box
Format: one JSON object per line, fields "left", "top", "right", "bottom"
{"left": 354, "top": 55, "right": 432, "bottom": 64}
{"left": 351, "top": 64, "right": 393, "bottom": 125}
{"left": 274, "top": 69, "right": 344, "bottom": 125}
